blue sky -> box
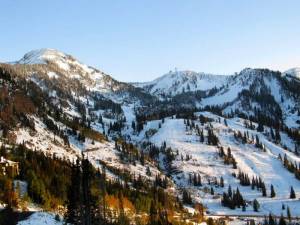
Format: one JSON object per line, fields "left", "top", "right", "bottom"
{"left": 1, "top": 1, "right": 300, "bottom": 82}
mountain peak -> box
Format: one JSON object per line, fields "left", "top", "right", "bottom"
{"left": 283, "top": 67, "right": 300, "bottom": 79}
{"left": 134, "top": 70, "right": 229, "bottom": 98}
{"left": 17, "top": 48, "right": 70, "bottom": 65}
{"left": 15, "top": 48, "right": 96, "bottom": 73}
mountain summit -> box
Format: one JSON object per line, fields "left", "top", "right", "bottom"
{"left": 284, "top": 67, "right": 300, "bottom": 80}
{"left": 134, "top": 70, "right": 230, "bottom": 98}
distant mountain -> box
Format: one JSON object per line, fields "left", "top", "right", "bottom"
{"left": 134, "top": 67, "right": 300, "bottom": 129}
{"left": 134, "top": 70, "right": 230, "bottom": 98}
{"left": 13, "top": 48, "right": 154, "bottom": 105}
{"left": 283, "top": 67, "right": 300, "bottom": 80}
{"left": 1, "top": 48, "right": 300, "bottom": 223}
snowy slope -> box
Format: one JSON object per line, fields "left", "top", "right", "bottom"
{"left": 17, "top": 212, "right": 63, "bottom": 225}
{"left": 13, "top": 115, "right": 161, "bottom": 183}
{"left": 200, "top": 68, "right": 300, "bottom": 129}
{"left": 135, "top": 70, "right": 230, "bottom": 98}
{"left": 132, "top": 113, "right": 300, "bottom": 216}
{"left": 16, "top": 48, "right": 94, "bottom": 73}
{"left": 283, "top": 68, "right": 300, "bottom": 80}
{"left": 14, "top": 49, "right": 153, "bottom": 105}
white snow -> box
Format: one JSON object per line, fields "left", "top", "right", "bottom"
{"left": 135, "top": 70, "right": 229, "bottom": 98}
{"left": 283, "top": 68, "right": 300, "bottom": 80}
{"left": 133, "top": 112, "right": 300, "bottom": 216}
{"left": 17, "top": 212, "right": 63, "bottom": 225}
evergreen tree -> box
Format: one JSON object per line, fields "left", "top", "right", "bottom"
{"left": 268, "top": 213, "right": 276, "bottom": 225}
{"left": 66, "top": 159, "right": 82, "bottom": 225}
{"left": 270, "top": 185, "right": 276, "bottom": 198}
{"left": 270, "top": 127, "right": 275, "bottom": 139}
{"left": 228, "top": 185, "right": 232, "bottom": 198}
{"left": 140, "top": 151, "right": 145, "bottom": 166}
{"left": 210, "top": 187, "right": 214, "bottom": 195}
{"left": 290, "top": 186, "right": 296, "bottom": 199}
{"left": 224, "top": 119, "right": 228, "bottom": 126}
{"left": 253, "top": 199, "right": 260, "bottom": 212}
{"left": 82, "top": 157, "right": 92, "bottom": 225}
{"left": 257, "top": 122, "right": 264, "bottom": 132}
{"left": 279, "top": 214, "right": 286, "bottom": 225}
{"left": 262, "top": 183, "right": 267, "bottom": 197}
{"left": 200, "top": 130, "right": 204, "bottom": 143}
{"left": 275, "top": 128, "right": 281, "bottom": 143}
{"left": 242, "top": 204, "right": 246, "bottom": 212}
{"left": 182, "top": 189, "right": 192, "bottom": 204}
{"left": 220, "top": 176, "right": 224, "bottom": 188}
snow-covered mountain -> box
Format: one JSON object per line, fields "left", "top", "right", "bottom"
{"left": 1, "top": 49, "right": 300, "bottom": 224}
{"left": 283, "top": 67, "right": 300, "bottom": 80}
{"left": 134, "top": 70, "right": 230, "bottom": 98}
{"left": 199, "top": 68, "right": 300, "bottom": 128}
{"left": 14, "top": 48, "right": 154, "bottom": 105}
{"left": 7, "top": 49, "right": 300, "bottom": 130}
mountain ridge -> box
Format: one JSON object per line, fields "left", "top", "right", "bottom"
{"left": 1, "top": 48, "right": 300, "bottom": 224}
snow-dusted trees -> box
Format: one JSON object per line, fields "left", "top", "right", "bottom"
{"left": 221, "top": 185, "right": 245, "bottom": 209}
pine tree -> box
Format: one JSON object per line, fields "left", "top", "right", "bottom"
{"left": 210, "top": 187, "right": 214, "bottom": 195}
{"left": 146, "top": 166, "right": 151, "bottom": 176}
{"left": 262, "top": 183, "right": 267, "bottom": 197}
{"left": 253, "top": 199, "right": 260, "bottom": 212}
{"left": 220, "top": 177, "right": 224, "bottom": 188}
{"left": 100, "top": 166, "right": 107, "bottom": 222}
{"left": 257, "top": 122, "right": 264, "bottom": 132}
{"left": 242, "top": 204, "right": 246, "bottom": 211}
{"left": 290, "top": 186, "right": 296, "bottom": 199}
{"left": 182, "top": 189, "right": 192, "bottom": 204}
{"left": 270, "top": 185, "right": 276, "bottom": 198}
{"left": 270, "top": 127, "right": 275, "bottom": 139}
{"left": 275, "top": 128, "right": 281, "bottom": 143}
{"left": 268, "top": 213, "right": 276, "bottom": 225}
{"left": 66, "top": 159, "right": 82, "bottom": 224}
{"left": 224, "top": 119, "right": 228, "bottom": 126}
{"left": 82, "top": 157, "right": 92, "bottom": 225}
{"left": 140, "top": 151, "right": 145, "bottom": 166}
{"left": 228, "top": 185, "right": 232, "bottom": 198}
{"left": 279, "top": 214, "right": 286, "bottom": 225}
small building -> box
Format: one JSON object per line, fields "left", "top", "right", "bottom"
{"left": 0, "top": 156, "right": 19, "bottom": 177}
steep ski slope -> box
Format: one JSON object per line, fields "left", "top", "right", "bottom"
{"left": 133, "top": 113, "right": 300, "bottom": 216}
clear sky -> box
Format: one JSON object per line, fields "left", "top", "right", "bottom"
{"left": 1, "top": 1, "right": 300, "bottom": 82}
